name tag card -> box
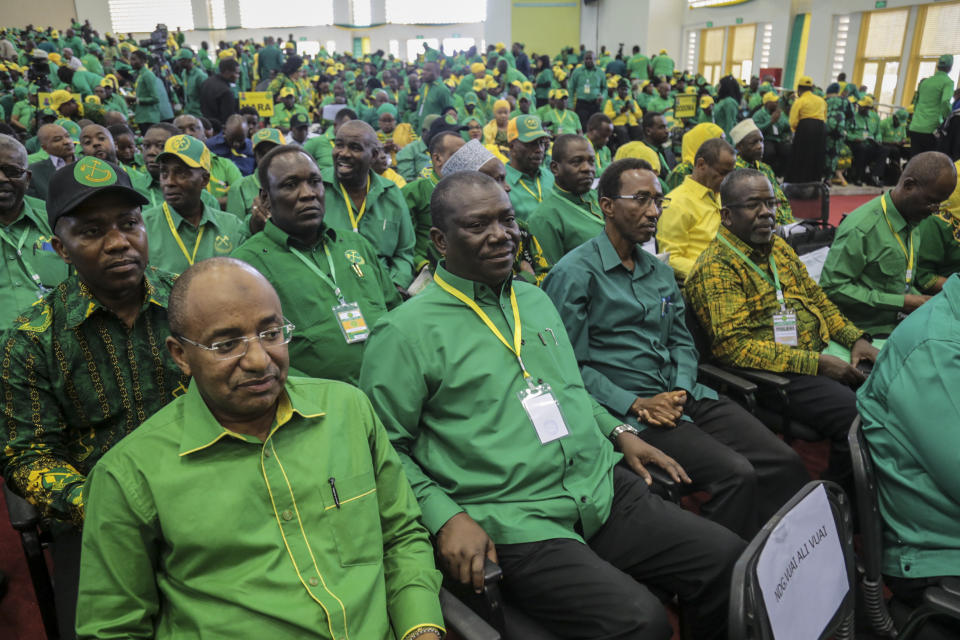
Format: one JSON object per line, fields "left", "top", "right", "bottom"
{"left": 773, "top": 311, "right": 798, "bottom": 346}
{"left": 333, "top": 302, "right": 369, "bottom": 343}
{"left": 518, "top": 383, "right": 570, "bottom": 444}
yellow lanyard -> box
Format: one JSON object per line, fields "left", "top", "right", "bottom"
{"left": 434, "top": 272, "right": 531, "bottom": 379}
{"left": 517, "top": 175, "right": 542, "bottom": 203}
{"left": 339, "top": 175, "right": 370, "bottom": 232}
{"left": 880, "top": 193, "right": 914, "bottom": 289}
{"left": 419, "top": 83, "right": 430, "bottom": 115}
{"left": 163, "top": 203, "right": 204, "bottom": 266}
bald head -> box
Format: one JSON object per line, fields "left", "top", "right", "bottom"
{"left": 174, "top": 114, "right": 205, "bottom": 140}
{"left": 224, "top": 114, "right": 248, "bottom": 147}
{"left": 337, "top": 119, "right": 377, "bottom": 143}
{"left": 38, "top": 124, "right": 75, "bottom": 161}
{"left": 900, "top": 151, "right": 957, "bottom": 187}
{"left": 891, "top": 151, "right": 957, "bottom": 223}
{"left": 0, "top": 133, "right": 28, "bottom": 167}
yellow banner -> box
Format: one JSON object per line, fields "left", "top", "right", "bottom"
{"left": 239, "top": 91, "right": 274, "bottom": 117}
{"left": 37, "top": 92, "right": 82, "bottom": 110}
{"left": 674, "top": 94, "right": 698, "bottom": 120}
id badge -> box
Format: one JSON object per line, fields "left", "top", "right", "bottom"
{"left": 772, "top": 311, "right": 798, "bottom": 346}
{"left": 584, "top": 83, "right": 591, "bottom": 95}
{"left": 333, "top": 301, "right": 369, "bottom": 343}
{"left": 517, "top": 383, "right": 570, "bottom": 444}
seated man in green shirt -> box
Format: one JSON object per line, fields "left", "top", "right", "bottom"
{"left": 0, "top": 134, "right": 70, "bottom": 326}
{"left": 226, "top": 127, "right": 286, "bottom": 219}
{"left": 141, "top": 134, "right": 248, "bottom": 274}
{"left": 504, "top": 115, "right": 555, "bottom": 222}
{"left": 544, "top": 158, "right": 807, "bottom": 538}
{"left": 232, "top": 146, "right": 401, "bottom": 384}
{"left": 1, "top": 156, "right": 188, "bottom": 638}
{"left": 76, "top": 257, "right": 443, "bottom": 640}
{"left": 360, "top": 171, "right": 744, "bottom": 640}
{"left": 856, "top": 273, "right": 960, "bottom": 636}
{"left": 323, "top": 119, "right": 415, "bottom": 289}
{"left": 139, "top": 123, "right": 221, "bottom": 210}
{"left": 821, "top": 152, "right": 957, "bottom": 337}
{"left": 686, "top": 168, "right": 879, "bottom": 499}
{"left": 528, "top": 134, "right": 603, "bottom": 269}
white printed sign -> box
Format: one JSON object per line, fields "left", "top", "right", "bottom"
{"left": 755, "top": 484, "right": 848, "bottom": 640}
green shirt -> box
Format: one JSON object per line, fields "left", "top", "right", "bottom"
{"left": 845, "top": 111, "right": 878, "bottom": 142}
{"left": 303, "top": 134, "right": 334, "bottom": 173}
{"left": 225, "top": 172, "right": 260, "bottom": 218}
{"left": 400, "top": 169, "right": 440, "bottom": 272}
{"left": 916, "top": 210, "right": 960, "bottom": 291}
{"left": 543, "top": 230, "right": 716, "bottom": 429}
{"left": 270, "top": 102, "right": 310, "bottom": 131}
{"left": 713, "top": 96, "right": 739, "bottom": 137}
{"left": 179, "top": 65, "right": 207, "bottom": 117}
{"left": 504, "top": 161, "right": 555, "bottom": 222}
{"left": 231, "top": 222, "right": 401, "bottom": 383}
{"left": 753, "top": 107, "right": 790, "bottom": 143}
{"left": 856, "top": 274, "right": 960, "bottom": 579}
{"left": 395, "top": 138, "right": 429, "bottom": 183}
{"left": 0, "top": 196, "right": 70, "bottom": 326}
{"left": 132, "top": 66, "right": 162, "bottom": 125}
{"left": 359, "top": 265, "right": 622, "bottom": 545}
{"left": 0, "top": 269, "right": 187, "bottom": 525}
{"left": 413, "top": 80, "right": 453, "bottom": 130}
{"left": 909, "top": 70, "right": 955, "bottom": 134}
{"left": 76, "top": 377, "right": 443, "bottom": 640}
{"left": 645, "top": 95, "right": 673, "bottom": 115}
{"left": 627, "top": 54, "right": 650, "bottom": 81}
{"left": 142, "top": 202, "right": 249, "bottom": 275}
{"left": 527, "top": 184, "right": 604, "bottom": 268}
{"left": 879, "top": 115, "right": 907, "bottom": 144}
{"left": 137, "top": 174, "right": 221, "bottom": 210}
{"left": 821, "top": 192, "right": 919, "bottom": 336}
{"left": 568, "top": 66, "right": 605, "bottom": 104}
{"left": 651, "top": 55, "right": 675, "bottom": 79}
{"left": 537, "top": 106, "right": 581, "bottom": 135}
{"left": 321, "top": 168, "right": 416, "bottom": 288}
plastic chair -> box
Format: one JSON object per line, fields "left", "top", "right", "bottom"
{"left": 3, "top": 483, "right": 59, "bottom": 639}
{"left": 729, "top": 480, "right": 856, "bottom": 640}
{"left": 848, "top": 417, "right": 960, "bottom": 639}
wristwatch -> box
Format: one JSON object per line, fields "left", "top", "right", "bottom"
{"left": 608, "top": 424, "right": 640, "bottom": 443}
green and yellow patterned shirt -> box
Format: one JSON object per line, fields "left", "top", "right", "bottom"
{"left": 686, "top": 225, "right": 864, "bottom": 375}
{"left": 0, "top": 269, "right": 188, "bottom": 525}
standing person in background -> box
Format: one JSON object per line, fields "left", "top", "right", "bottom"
{"left": 569, "top": 51, "right": 605, "bottom": 131}
{"left": 909, "top": 55, "right": 955, "bottom": 157}
{"left": 200, "top": 58, "right": 239, "bottom": 126}
{"left": 787, "top": 76, "right": 827, "bottom": 183}
{"left": 713, "top": 76, "right": 742, "bottom": 139}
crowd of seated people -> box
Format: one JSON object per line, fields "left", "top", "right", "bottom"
{"left": 0, "top": 19, "right": 959, "bottom": 640}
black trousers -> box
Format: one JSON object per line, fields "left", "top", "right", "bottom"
{"left": 763, "top": 140, "right": 792, "bottom": 178}
{"left": 909, "top": 131, "right": 938, "bottom": 157}
{"left": 496, "top": 467, "right": 745, "bottom": 640}
{"left": 53, "top": 526, "right": 83, "bottom": 640}
{"left": 575, "top": 99, "right": 601, "bottom": 131}
{"left": 639, "top": 396, "right": 809, "bottom": 538}
{"left": 848, "top": 140, "right": 890, "bottom": 183}
{"left": 757, "top": 373, "right": 856, "bottom": 494}
{"left": 786, "top": 119, "right": 827, "bottom": 183}
{"left": 885, "top": 575, "right": 960, "bottom": 635}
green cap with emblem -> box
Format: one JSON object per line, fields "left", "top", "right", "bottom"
{"left": 252, "top": 127, "right": 286, "bottom": 149}
{"left": 55, "top": 117, "right": 81, "bottom": 142}
{"left": 939, "top": 54, "right": 954, "bottom": 68}
{"left": 45, "top": 156, "right": 148, "bottom": 229}
{"left": 156, "top": 134, "right": 212, "bottom": 172}
{"left": 507, "top": 114, "right": 550, "bottom": 143}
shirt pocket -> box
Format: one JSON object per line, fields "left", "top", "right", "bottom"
{"left": 378, "top": 219, "right": 400, "bottom": 257}
{"left": 324, "top": 472, "right": 383, "bottom": 567}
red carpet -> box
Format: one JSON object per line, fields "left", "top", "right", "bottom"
{"left": 829, "top": 193, "right": 875, "bottom": 226}
{"left": 0, "top": 480, "right": 47, "bottom": 640}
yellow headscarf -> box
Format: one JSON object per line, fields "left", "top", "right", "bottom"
{"left": 681, "top": 122, "right": 724, "bottom": 166}
{"left": 613, "top": 141, "right": 661, "bottom": 174}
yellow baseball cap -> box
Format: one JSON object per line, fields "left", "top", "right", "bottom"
{"left": 48, "top": 89, "right": 76, "bottom": 111}
{"left": 797, "top": 75, "right": 814, "bottom": 88}
{"left": 279, "top": 87, "right": 296, "bottom": 98}
{"left": 156, "top": 134, "right": 212, "bottom": 172}
{"left": 470, "top": 62, "right": 485, "bottom": 75}
{"left": 762, "top": 91, "right": 779, "bottom": 104}
{"left": 699, "top": 95, "right": 715, "bottom": 109}
{"left": 857, "top": 95, "right": 874, "bottom": 107}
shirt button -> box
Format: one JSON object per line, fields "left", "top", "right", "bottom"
{"left": 281, "top": 509, "right": 293, "bottom": 521}
{"left": 263, "top": 449, "right": 271, "bottom": 458}
{"left": 568, "top": 459, "right": 574, "bottom": 466}
{"left": 308, "top": 577, "right": 319, "bottom": 586}
{"left": 580, "top": 496, "right": 587, "bottom": 503}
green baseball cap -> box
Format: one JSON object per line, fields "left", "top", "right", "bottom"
{"left": 252, "top": 127, "right": 286, "bottom": 149}
{"left": 175, "top": 48, "right": 194, "bottom": 60}
{"left": 939, "top": 54, "right": 954, "bottom": 67}
{"left": 46, "top": 156, "right": 148, "bottom": 229}
{"left": 156, "top": 134, "right": 212, "bottom": 172}
{"left": 508, "top": 115, "right": 550, "bottom": 143}
{"left": 55, "top": 118, "right": 81, "bottom": 142}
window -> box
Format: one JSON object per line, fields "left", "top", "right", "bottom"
{"left": 699, "top": 27, "right": 724, "bottom": 85}
{"left": 298, "top": 41, "right": 321, "bottom": 58}
{"left": 353, "top": 0, "right": 372, "bottom": 27}
{"left": 238, "top": 0, "right": 333, "bottom": 28}
{"left": 759, "top": 23, "right": 772, "bottom": 69}
{"left": 209, "top": 0, "right": 227, "bottom": 30}
{"left": 832, "top": 15, "right": 850, "bottom": 79}
{"left": 407, "top": 38, "right": 439, "bottom": 63}
{"left": 326, "top": 40, "right": 337, "bottom": 54}
{"left": 905, "top": 1, "right": 960, "bottom": 105}
{"left": 686, "top": 30, "right": 698, "bottom": 72}
{"left": 442, "top": 38, "right": 476, "bottom": 55}
{"left": 108, "top": 0, "right": 194, "bottom": 33}
{"left": 727, "top": 23, "right": 756, "bottom": 82}
{"left": 854, "top": 8, "right": 908, "bottom": 105}
{"left": 386, "top": 0, "right": 485, "bottom": 24}
{"left": 389, "top": 39, "right": 401, "bottom": 59}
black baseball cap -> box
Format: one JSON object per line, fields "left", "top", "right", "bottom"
{"left": 290, "top": 113, "right": 310, "bottom": 128}
{"left": 46, "top": 156, "right": 149, "bottom": 229}
{"left": 424, "top": 115, "right": 466, "bottom": 147}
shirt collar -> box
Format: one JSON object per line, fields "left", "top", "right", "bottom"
{"left": 718, "top": 223, "right": 770, "bottom": 260}
{"left": 64, "top": 267, "right": 168, "bottom": 329}
{"left": 435, "top": 262, "right": 512, "bottom": 304}
{"left": 597, "top": 229, "right": 655, "bottom": 276}
{"left": 553, "top": 183, "right": 599, "bottom": 208}
{"left": 882, "top": 191, "right": 908, "bottom": 230}
{"left": 178, "top": 380, "right": 327, "bottom": 457}
{"left": 681, "top": 175, "right": 720, "bottom": 205}
{"left": 263, "top": 218, "right": 337, "bottom": 250}
{"left": 50, "top": 155, "right": 67, "bottom": 170}
{"left": 164, "top": 201, "right": 223, "bottom": 233}
{"left": 5, "top": 196, "right": 47, "bottom": 231}
{"left": 505, "top": 161, "right": 547, "bottom": 184}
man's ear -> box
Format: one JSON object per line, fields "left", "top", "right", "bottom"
{"left": 51, "top": 232, "right": 72, "bottom": 264}
{"left": 429, "top": 226, "right": 447, "bottom": 257}
{"left": 720, "top": 207, "right": 733, "bottom": 227}
{"left": 166, "top": 335, "right": 193, "bottom": 378}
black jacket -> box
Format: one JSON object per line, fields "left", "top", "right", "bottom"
{"left": 199, "top": 74, "right": 237, "bottom": 125}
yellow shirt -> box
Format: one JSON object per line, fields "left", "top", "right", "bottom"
{"left": 789, "top": 91, "right": 827, "bottom": 131}
{"left": 944, "top": 159, "right": 960, "bottom": 218}
{"left": 658, "top": 175, "right": 722, "bottom": 278}
{"left": 380, "top": 167, "right": 407, "bottom": 189}
{"left": 603, "top": 98, "right": 642, "bottom": 126}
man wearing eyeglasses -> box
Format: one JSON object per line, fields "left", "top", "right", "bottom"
{"left": 0, "top": 134, "right": 69, "bottom": 326}
{"left": 686, "top": 168, "right": 878, "bottom": 498}
{"left": 0, "top": 156, "right": 189, "bottom": 639}
{"left": 76, "top": 257, "right": 444, "bottom": 640}
{"left": 821, "top": 151, "right": 957, "bottom": 337}
{"left": 542, "top": 159, "right": 808, "bottom": 539}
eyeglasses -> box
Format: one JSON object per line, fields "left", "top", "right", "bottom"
{"left": 610, "top": 192, "right": 665, "bottom": 210}
{"left": 176, "top": 321, "right": 296, "bottom": 360}
{"left": 725, "top": 198, "right": 786, "bottom": 213}
{"left": 0, "top": 164, "right": 27, "bottom": 180}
